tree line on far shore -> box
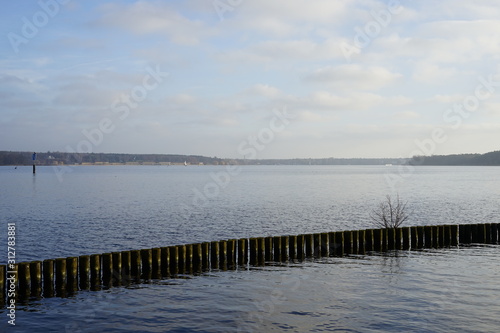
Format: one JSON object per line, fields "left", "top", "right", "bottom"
{"left": 0, "top": 150, "right": 499, "bottom": 166}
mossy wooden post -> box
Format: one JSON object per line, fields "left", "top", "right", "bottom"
{"left": 160, "top": 247, "right": 170, "bottom": 277}
{"left": 288, "top": 235, "right": 297, "bottom": 259}
{"left": 43, "top": 259, "right": 55, "bottom": 297}
{"left": 78, "top": 256, "right": 90, "bottom": 291}
{"left": 66, "top": 257, "right": 79, "bottom": 292}
{"left": 102, "top": 253, "right": 113, "bottom": 287}
{"left": 402, "top": 227, "right": 410, "bottom": 250}
{"left": 344, "top": 231, "right": 352, "bottom": 254}
{"left": 364, "top": 229, "right": 374, "bottom": 252}
{"left": 485, "top": 223, "right": 493, "bottom": 244}
{"left": 438, "top": 225, "right": 445, "bottom": 247}
{"left": 227, "top": 239, "right": 236, "bottom": 269}
{"left": 490, "top": 223, "right": 498, "bottom": 244}
{"left": 395, "top": 228, "right": 403, "bottom": 250}
{"left": 424, "top": 226, "right": 432, "bottom": 248}
{"left": 140, "top": 249, "right": 152, "bottom": 280}
{"left": 211, "top": 241, "right": 220, "bottom": 268}
{"left": 478, "top": 224, "right": 486, "bottom": 243}
{"left": 410, "top": 226, "right": 418, "bottom": 249}
{"left": 202, "top": 242, "right": 210, "bottom": 270}
{"left": 152, "top": 247, "right": 162, "bottom": 278}
{"left": 55, "top": 258, "right": 67, "bottom": 296}
{"left": 30, "top": 261, "right": 42, "bottom": 298}
{"left": 237, "top": 239, "right": 247, "bottom": 266}
{"left": 443, "top": 225, "right": 451, "bottom": 247}
{"left": 335, "top": 231, "right": 344, "bottom": 256}
{"left": 373, "top": 229, "right": 382, "bottom": 252}
{"left": 264, "top": 237, "right": 273, "bottom": 262}
{"left": 358, "top": 230, "right": 366, "bottom": 254}
{"left": 296, "top": 234, "right": 305, "bottom": 259}
{"left": 218, "top": 241, "right": 227, "bottom": 270}
{"left": 450, "top": 225, "right": 459, "bottom": 246}
{"left": 257, "top": 238, "right": 265, "bottom": 265}
{"left": 177, "top": 245, "right": 186, "bottom": 274}
{"left": 0, "top": 265, "right": 5, "bottom": 304}
{"left": 281, "top": 236, "right": 289, "bottom": 261}
{"left": 192, "top": 243, "right": 203, "bottom": 273}
{"left": 352, "top": 230, "right": 359, "bottom": 254}
{"left": 273, "top": 236, "right": 282, "bottom": 262}
{"left": 130, "top": 250, "right": 141, "bottom": 281}
{"left": 111, "top": 252, "right": 122, "bottom": 286}
{"left": 18, "top": 262, "right": 31, "bottom": 299}
{"left": 249, "top": 238, "right": 257, "bottom": 265}
{"left": 89, "top": 254, "right": 101, "bottom": 290}
{"left": 328, "top": 232, "right": 336, "bottom": 256}
{"left": 305, "top": 234, "right": 314, "bottom": 257}
{"left": 169, "top": 246, "right": 179, "bottom": 276}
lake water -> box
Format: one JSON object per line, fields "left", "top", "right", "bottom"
{"left": 1, "top": 165, "right": 499, "bottom": 332}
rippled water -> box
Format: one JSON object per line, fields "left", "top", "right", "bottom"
{"left": 1, "top": 165, "right": 500, "bottom": 332}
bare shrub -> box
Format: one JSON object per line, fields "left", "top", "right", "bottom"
{"left": 370, "top": 194, "right": 410, "bottom": 229}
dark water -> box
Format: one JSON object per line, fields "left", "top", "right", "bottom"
{"left": 1, "top": 165, "right": 500, "bottom": 332}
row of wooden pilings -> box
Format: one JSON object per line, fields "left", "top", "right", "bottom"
{"left": 1, "top": 223, "right": 499, "bottom": 305}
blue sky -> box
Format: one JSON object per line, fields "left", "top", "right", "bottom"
{"left": 1, "top": 0, "right": 500, "bottom": 158}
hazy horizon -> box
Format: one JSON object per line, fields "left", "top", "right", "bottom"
{"left": 2, "top": 1, "right": 500, "bottom": 159}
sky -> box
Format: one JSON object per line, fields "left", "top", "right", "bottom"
{"left": 1, "top": 0, "right": 500, "bottom": 159}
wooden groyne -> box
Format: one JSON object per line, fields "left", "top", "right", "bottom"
{"left": 1, "top": 223, "right": 498, "bottom": 305}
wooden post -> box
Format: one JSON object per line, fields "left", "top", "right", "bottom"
{"left": 66, "top": 257, "right": 79, "bottom": 292}
{"left": 416, "top": 226, "right": 425, "bottom": 248}
{"left": 364, "top": 229, "right": 374, "bottom": 252}
{"left": 169, "top": 246, "right": 179, "bottom": 276}
{"left": 424, "top": 226, "right": 432, "bottom": 248}
{"left": 490, "top": 223, "right": 498, "bottom": 244}
{"left": 395, "top": 228, "right": 403, "bottom": 250}
{"left": 30, "top": 261, "right": 42, "bottom": 298}
{"left": 43, "top": 259, "right": 55, "bottom": 297}
{"left": 273, "top": 236, "right": 282, "bottom": 262}
{"left": 382, "top": 229, "right": 388, "bottom": 251}
{"left": 373, "top": 229, "right": 382, "bottom": 252}
{"left": 443, "top": 225, "right": 451, "bottom": 247}
{"left": 0, "top": 265, "right": 5, "bottom": 304}
{"left": 313, "top": 233, "right": 321, "bottom": 257}
{"left": 460, "top": 224, "right": 472, "bottom": 244}
{"left": 402, "top": 227, "right": 410, "bottom": 250}
{"left": 121, "top": 251, "right": 132, "bottom": 284}
{"left": 305, "top": 234, "right": 314, "bottom": 257}
{"left": 450, "top": 225, "right": 459, "bottom": 246}
{"left": 130, "top": 250, "right": 142, "bottom": 280}
{"left": 160, "top": 247, "right": 170, "bottom": 277}
{"left": 211, "top": 241, "right": 220, "bottom": 268}
{"left": 478, "top": 224, "right": 486, "bottom": 243}
{"left": 55, "top": 258, "right": 67, "bottom": 296}
{"left": 410, "top": 226, "right": 418, "bottom": 249}
{"left": 237, "top": 239, "right": 247, "bottom": 266}
{"left": 192, "top": 243, "right": 203, "bottom": 272}
{"left": 296, "top": 234, "right": 305, "bottom": 259}
{"left": 202, "top": 242, "right": 210, "bottom": 270}
{"left": 177, "top": 245, "right": 186, "bottom": 274}
{"left": 111, "top": 252, "right": 122, "bottom": 286}
{"left": 18, "top": 262, "right": 31, "bottom": 299}
{"left": 288, "top": 235, "right": 297, "bottom": 259}
{"left": 257, "top": 238, "right": 265, "bottom": 265}
{"left": 102, "top": 253, "right": 113, "bottom": 287}
{"left": 184, "top": 245, "right": 193, "bottom": 274}
{"left": 358, "top": 230, "right": 365, "bottom": 254}
{"left": 485, "top": 223, "right": 492, "bottom": 244}
{"left": 227, "top": 239, "right": 236, "bottom": 269}
{"left": 218, "top": 240, "right": 227, "bottom": 270}
{"left": 344, "top": 231, "right": 352, "bottom": 254}
{"left": 249, "top": 238, "right": 257, "bottom": 265}
{"left": 328, "top": 232, "right": 336, "bottom": 255}
{"left": 438, "top": 225, "right": 445, "bottom": 247}
{"left": 140, "top": 249, "right": 152, "bottom": 280}
{"left": 335, "top": 231, "right": 344, "bottom": 256}
{"left": 264, "top": 237, "right": 273, "bottom": 262}
{"left": 281, "top": 236, "right": 289, "bottom": 261}
{"left": 90, "top": 254, "right": 101, "bottom": 290}
{"left": 152, "top": 247, "right": 162, "bottom": 278}
{"left": 351, "top": 231, "right": 359, "bottom": 255}
{"left": 386, "top": 229, "right": 395, "bottom": 250}
{"left": 78, "top": 256, "right": 90, "bottom": 291}
{"left": 321, "top": 232, "right": 329, "bottom": 256}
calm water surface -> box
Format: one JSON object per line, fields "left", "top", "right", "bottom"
{"left": 1, "top": 165, "right": 499, "bottom": 332}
